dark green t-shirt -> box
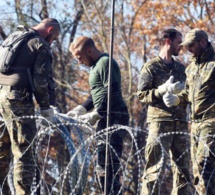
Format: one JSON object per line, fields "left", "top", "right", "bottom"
{"left": 88, "top": 53, "right": 127, "bottom": 115}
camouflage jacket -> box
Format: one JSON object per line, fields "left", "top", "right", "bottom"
{"left": 179, "top": 44, "right": 215, "bottom": 121}
{"left": 137, "top": 56, "right": 187, "bottom": 122}
{"left": 0, "top": 29, "right": 54, "bottom": 109}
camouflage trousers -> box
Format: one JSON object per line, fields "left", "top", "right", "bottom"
{"left": 95, "top": 109, "right": 129, "bottom": 195}
{"left": 141, "top": 121, "right": 193, "bottom": 195}
{"left": 191, "top": 119, "right": 215, "bottom": 195}
{"left": 0, "top": 86, "right": 37, "bottom": 195}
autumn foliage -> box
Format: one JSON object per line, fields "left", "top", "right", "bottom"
{"left": 0, "top": 0, "right": 215, "bottom": 194}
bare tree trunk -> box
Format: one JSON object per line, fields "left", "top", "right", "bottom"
{"left": 40, "top": 0, "right": 49, "bottom": 19}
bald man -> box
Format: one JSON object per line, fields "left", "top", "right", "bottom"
{"left": 0, "top": 18, "right": 60, "bottom": 194}
{"left": 68, "top": 36, "right": 129, "bottom": 194}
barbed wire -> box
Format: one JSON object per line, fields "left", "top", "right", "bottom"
{"left": 0, "top": 112, "right": 214, "bottom": 194}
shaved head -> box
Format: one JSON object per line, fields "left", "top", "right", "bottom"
{"left": 33, "top": 18, "right": 60, "bottom": 44}
{"left": 39, "top": 18, "right": 60, "bottom": 34}
{"left": 70, "top": 36, "right": 95, "bottom": 53}
{"left": 69, "top": 36, "right": 100, "bottom": 67}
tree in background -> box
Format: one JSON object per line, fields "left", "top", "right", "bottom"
{"left": 1, "top": 0, "right": 215, "bottom": 194}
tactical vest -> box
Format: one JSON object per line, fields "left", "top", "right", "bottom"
{"left": 0, "top": 29, "right": 51, "bottom": 88}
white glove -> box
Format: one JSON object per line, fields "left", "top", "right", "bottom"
{"left": 163, "top": 91, "right": 180, "bottom": 107}
{"left": 40, "top": 108, "right": 56, "bottom": 125}
{"left": 67, "top": 105, "right": 87, "bottom": 118}
{"left": 78, "top": 110, "right": 102, "bottom": 126}
{"left": 50, "top": 106, "right": 60, "bottom": 114}
{"left": 168, "top": 81, "right": 185, "bottom": 94}
{"left": 158, "top": 76, "right": 174, "bottom": 96}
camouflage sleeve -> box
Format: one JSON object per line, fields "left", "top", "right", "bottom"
{"left": 137, "top": 65, "right": 161, "bottom": 104}
{"left": 178, "top": 80, "right": 189, "bottom": 105}
{"left": 33, "top": 46, "right": 52, "bottom": 109}
{"left": 177, "top": 65, "right": 189, "bottom": 105}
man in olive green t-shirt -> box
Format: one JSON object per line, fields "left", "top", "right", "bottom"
{"left": 68, "top": 36, "right": 129, "bottom": 195}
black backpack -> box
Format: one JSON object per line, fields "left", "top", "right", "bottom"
{"left": 0, "top": 25, "right": 37, "bottom": 73}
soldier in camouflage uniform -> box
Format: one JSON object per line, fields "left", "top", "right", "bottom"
{"left": 0, "top": 18, "right": 60, "bottom": 195}
{"left": 163, "top": 28, "right": 215, "bottom": 195}
{"left": 67, "top": 36, "right": 129, "bottom": 195}
{"left": 137, "top": 29, "right": 193, "bottom": 195}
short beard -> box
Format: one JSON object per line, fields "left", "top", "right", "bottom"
{"left": 45, "top": 33, "right": 53, "bottom": 45}
{"left": 194, "top": 45, "right": 205, "bottom": 57}
{"left": 172, "top": 51, "right": 179, "bottom": 57}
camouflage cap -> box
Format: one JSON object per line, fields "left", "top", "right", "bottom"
{"left": 180, "top": 28, "right": 208, "bottom": 46}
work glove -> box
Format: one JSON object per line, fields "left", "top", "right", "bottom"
{"left": 158, "top": 76, "right": 174, "bottom": 96}
{"left": 158, "top": 76, "right": 184, "bottom": 96}
{"left": 40, "top": 108, "right": 57, "bottom": 126}
{"left": 168, "top": 81, "right": 185, "bottom": 94}
{"left": 78, "top": 110, "right": 102, "bottom": 126}
{"left": 163, "top": 91, "right": 180, "bottom": 107}
{"left": 50, "top": 105, "right": 60, "bottom": 114}
{"left": 67, "top": 105, "right": 87, "bottom": 118}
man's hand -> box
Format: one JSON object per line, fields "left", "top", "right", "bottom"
{"left": 78, "top": 110, "right": 102, "bottom": 126}
{"left": 158, "top": 76, "right": 174, "bottom": 96}
{"left": 50, "top": 105, "right": 60, "bottom": 114}
{"left": 163, "top": 91, "right": 180, "bottom": 107}
{"left": 158, "top": 76, "right": 184, "bottom": 96}
{"left": 67, "top": 105, "right": 87, "bottom": 118}
{"left": 40, "top": 107, "right": 57, "bottom": 126}
{"left": 168, "top": 81, "right": 185, "bottom": 94}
